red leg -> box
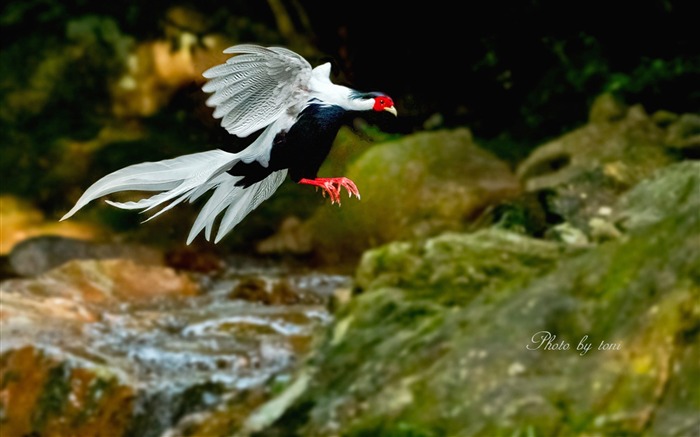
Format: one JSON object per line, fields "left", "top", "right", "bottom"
{"left": 298, "top": 177, "right": 361, "bottom": 205}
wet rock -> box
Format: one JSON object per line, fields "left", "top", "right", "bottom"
{"left": 0, "top": 346, "right": 135, "bottom": 437}
{"left": 1, "top": 257, "right": 345, "bottom": 437}
{"left": 261, "top": 128, "right": 521, "bottom": 263}
{"left": 230, "top": 277, "right": 324, "bottom": 306}
{"left": 165, "top": 246, "right": 226, "bottom": 274}
{"left": 257, "top": 161, "right": 700, "bottom": 436}
{"left": 8, "top": 235, "right": 164, "bottom": 277}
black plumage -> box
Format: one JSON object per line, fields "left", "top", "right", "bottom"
{"left": 229, "top": 103, "right": 348, "bottom": 187}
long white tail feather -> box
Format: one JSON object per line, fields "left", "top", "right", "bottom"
{"left": 62, "top": 150, "right": 287, "bottom": 244}
{"left": 60, "top": 150, "right": 235, "bottom": 220}
{"left": 217, "top": 186, "right": 257, "bottom": 241}
{"left": 105, "top": 187, "right": 192, "bottom": 223}
{"left": 184, "top": 169, "right": 287, "bottom": 244}
{"left": 215, "top": 169, "right": 287, "bottom": 243}
{"left": 188, "top": 176, "right": 239, "bottom": 243}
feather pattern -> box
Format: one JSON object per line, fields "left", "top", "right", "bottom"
{"left": 61, "top": 150, "right": 287, "bottom": 244}
{"left": 61, "top": 44, "right": 390, "bottom": 244}
{"left": 60, "top": 150, "right": 235, "bottom": 221}
{"left": 184, "top": 170, "right": 287, "bottom": 244}
{"left": 202, "top": 44, "right": 312, "bottom": 138}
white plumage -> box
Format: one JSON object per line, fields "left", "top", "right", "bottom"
{"left": 203, "top": 45, "right": 313, "bottom": 138}
{"left": 61, "top": 44, "right": 397, "bottom": 243}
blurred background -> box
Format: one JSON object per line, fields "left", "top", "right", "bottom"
{"left": 2, "top": 0, "right": 698, "bottom": 255}
{"left": 1, "top": 1, "right": 699, "bottom": 436}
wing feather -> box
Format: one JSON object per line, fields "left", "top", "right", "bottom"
{"left": 201, "top": 44, "right": 312, "bottom": 138}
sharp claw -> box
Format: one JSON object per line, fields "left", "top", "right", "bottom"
{"left": 299, "top": 177, "right": 360, "bottom": 205}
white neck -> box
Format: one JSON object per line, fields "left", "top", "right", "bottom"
{"left": 308, "top": 63, "right": 374, "bottom": 111}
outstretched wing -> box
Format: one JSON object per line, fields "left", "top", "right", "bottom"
{"left": 202, "top": 44, "right": 313, "bottom": 138}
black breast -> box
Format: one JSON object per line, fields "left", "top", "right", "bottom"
{"left": 229, "top": 103, "right": 348, "bottom": 187}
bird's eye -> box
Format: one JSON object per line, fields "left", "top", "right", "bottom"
{"left": 379, "top": 99, "right": 385, "bottom": 105}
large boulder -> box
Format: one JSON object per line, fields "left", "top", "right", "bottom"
{"left": 514, "top": 94, "right": 679, "bottom": 239}
{"left": 259, "top": 128, "right": 521, "bottom": 264}
{"left": 251, "top": 161, "right": 700, "bottom": 436}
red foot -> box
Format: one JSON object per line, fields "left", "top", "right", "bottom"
{"left": 298, "top": 177, "right": 361, "bottom": 205}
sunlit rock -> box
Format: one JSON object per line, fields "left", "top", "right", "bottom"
{"left": 111, "top": 35, "right": 231, "bottom": 118}
{"left": 2, "top": 259, "right": 198, "bottom": 307}
{"left": 0, "top": 196, "right": 103, "bottom": 256}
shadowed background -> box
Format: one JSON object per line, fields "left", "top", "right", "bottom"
{"left": 2, "top": 1, "right": 698, "bottom": 234}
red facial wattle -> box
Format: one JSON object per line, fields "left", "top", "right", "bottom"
{"left": 373, "top": 96, "right": 395, "bottom": 111}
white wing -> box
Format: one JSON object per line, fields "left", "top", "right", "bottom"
{"left": 202, "top": 44, "right": 313, "bottom": 138}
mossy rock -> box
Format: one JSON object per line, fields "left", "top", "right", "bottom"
{"left": 261, "top": 128, "right": 521, "bottom": 264}
{"left": 260, "top": 162, "right": 700, "bottom": 436}
{"left": 516, "top": 96, "right": 679, "bottom": 236}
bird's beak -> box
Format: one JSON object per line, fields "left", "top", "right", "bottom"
{"left": 384, "top": 106, "right": 398, "bottom": 117}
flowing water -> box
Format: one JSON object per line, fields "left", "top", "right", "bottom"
{"left": 0, "top": 255, "right": 351, "bottom": 434}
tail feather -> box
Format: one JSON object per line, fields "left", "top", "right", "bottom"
{"left": 61, "top": 150, "right": 287, "bottom": 244}
{"left": 60, "top": 150, "right": 234, "bottom": 221}
{"left": 185, "top": 170, "right": 288, "bottom": 244}
{"left": 187, "top": 176, "right": 239, "bottom": 243}
{"left": 105, "top": 187, "right": 191, "bottom": 223}
{"left": 215, "top": 169, "right": 287, "bottom": 243}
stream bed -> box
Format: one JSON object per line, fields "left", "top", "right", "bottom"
{"left": 0, "top": 253, "right": 350, "bottom": 436}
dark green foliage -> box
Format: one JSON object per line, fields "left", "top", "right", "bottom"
{"left": 0, "top": 14, "right": 128, "bottom": 210}
{"left": 1, "top": 0, "right": 697, "bottom": 249}
{"left": 520, "top": 34, "right": 700, "bottom": 138}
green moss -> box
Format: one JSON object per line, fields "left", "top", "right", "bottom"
{"left": 356, "top": 229, "right": 565, "bottom": 306}
{"left": 31, "top": 363, "right": 71, "bottom": 430}
{"left": 346, "top": 420, "right": 442, "bottom": 437}
{"left": 270, "top": 162, "right": 700, "bottom": 436}
{"left": 306, "top": 129, "right": 520, "bottom": 263}
{"left": 73, "top": 376, "right": 118, "bottom": 427}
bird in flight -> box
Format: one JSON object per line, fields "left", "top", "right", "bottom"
{"left": 61, "top": 44, "right": 397, "bottom": 244}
